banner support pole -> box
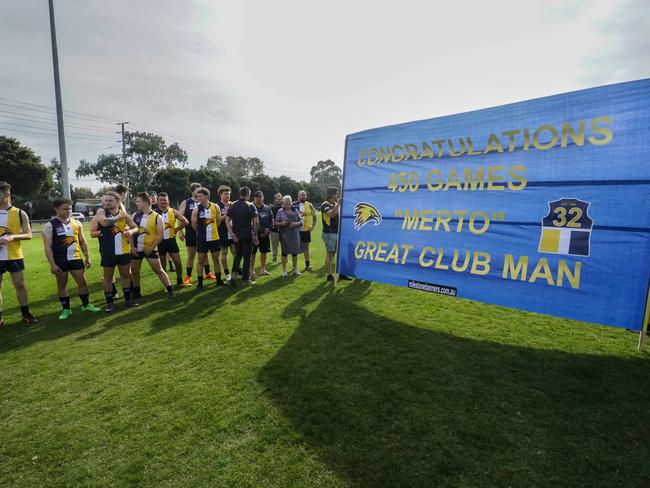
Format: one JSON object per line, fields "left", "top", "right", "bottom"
{"left": 638, "top": 281, "right": 650, "bottom": 351}
{"left": 333, "top": 135, "right": 350, "bottom": 289}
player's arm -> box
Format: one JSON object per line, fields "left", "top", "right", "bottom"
{"left": 78, "top": 224, "right": 92, "bottom": 268}
{"left": 252, "top": 215, "right": 259, "bottom": 244}
{"left": 96, "top": 208, "right": 117, "bottom": 227}
{"left": 42, "top": 223, "right": 62, "bottom": 274}
{"left": 152, "top": 215, "right": 164, "bottom": 249}
{"left": 325, "top": 201, "right": 340, "bottom": 218}
{"left": 173, "top": 209, "right": 188, "bottom": 231}
{"left": 308, "top": 202, "right": 317, "bottom": 231}
{"left": 124, "top": 213, "right": 139, "bottom": 236}
{"left": 177, "top": 201, "right": 187, "bottom": 239}
{"left": 4, "top": 210, "right": 34, "bottom": 242}
{"left": 225, "top": 214, "right": 237, "bottom": 242}
{"left": 89, "top": 216, "right": 101, "bottom": 238}
{"left": 191, "top": 207, "right": 198, "bottom": 232}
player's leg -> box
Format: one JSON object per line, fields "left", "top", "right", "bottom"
{"left": 10, "top": 269, "right": 37, "bottom": 323}
{"left": 102, "top": 264, "right": 117, "bottom": 311}
{"left": 0, "top": 272, "right": 4, "bottom": 327}
{"left": 303, "top": 241, "right": 312, "bottom": 271}
{"left": 146, "top": 255, "right": 174, "bottom": 296}
{"left": 130, "top": 257, "right": 143, "bottom": 299}
{"left": 70, "top": 268, "right": 101, "bottom": 312}
{"left": 209, "top": 249, "right": 223, "bottom": 286}
{"left": 185, "top": 245, "right": 197, "bottom": 284}
{"left": 250, "top": 246, "right": 257, "bottom": 278}
{"left": 118, "top": 261, "right": 137, "bottom": 307}
{"left": 169, "top": 252, "right": 184, "bottom": 287}
{"left": 55, "top": 269, "right": 73, "bottom": 320}
{"left": 196, "top": 252, "right": 207, "bottom": 289}
{"left": 220, "top": 243, "right": 231, "bottom": 281}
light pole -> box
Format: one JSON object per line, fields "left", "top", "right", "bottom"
{"left": 48, "top": 0, "right": 70, "bottom": 199}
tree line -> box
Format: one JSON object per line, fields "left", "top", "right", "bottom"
{"left": 0, "top": 133, "right": 342, "bottom": 218}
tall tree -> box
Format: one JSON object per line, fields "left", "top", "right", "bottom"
{"left": 76, "top": 131, "right": 188, "bottom": 194}
{"left": 310, "top": 159, "right": 342, "bottom": 188}
{"left": 0, "top": 136, "right": 53, "bottom": 199}
{"left": 206, "top": 155, "right": 265, "bottom": 179}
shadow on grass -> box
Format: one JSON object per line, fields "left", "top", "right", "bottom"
{"left": 0, "top": 306, "right": 105, "bottom": 353}
{"left": 259, "top": 282, "right": 650, "bottom": 488}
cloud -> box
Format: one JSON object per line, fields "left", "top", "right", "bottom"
{"left": 0, "top": 0, "right": 648, "bottom": 190}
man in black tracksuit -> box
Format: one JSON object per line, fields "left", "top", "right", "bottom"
{"left": 225, "top": 186, "right": 259, "bottom": 286}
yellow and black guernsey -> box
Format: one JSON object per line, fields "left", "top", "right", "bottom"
{"left": 99, "top": 210, "right": 130, "bottom": 255}
{"left": 50, "top": 217, "right": 82, "bottom": 262}
{"left": 156, "top": 207, "right": 176, "bottom": 239}
{"left": 0, "top": 206, "right": 24, "bottom": 261}
{"left": 197, "top": 202, "right": 220, "bottom": 243}
{"left": 133, "top": 210, "right": 159, "bottom": 251}
{"left": 320, "top": 200, "right": 339, "bottom": 234}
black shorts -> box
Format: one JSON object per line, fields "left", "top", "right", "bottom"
{"left": 300, "top": 231, "right": 311, "bottom": 243}
{"left": 253, "top": 235, "right": 271, "bottom": 253}
{"left": 185, "top": 229, "right": 197, "bottom": 247}
{"left": 100, "top": 253, "right": 131, "bottom": 268}
{"left": 0, "top": 259, "right": 25, "bottom": 274}
{"left": 132, "top": 250, "right": 160, "bottom": 261}
{"left": 158, "top": 238, "right": 180, "bottom": 255}
{"left": 198, "top": 240, "right": 221, "bottom": 253}
{"left": 55, "top": 259, "right": 85, "bottom": 272}
{"left": 219, "top": 237, "right": 234, "bottom": 249}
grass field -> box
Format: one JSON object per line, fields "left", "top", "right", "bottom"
{"left": 1, "top": 222, "right": 649, "bottom": 487}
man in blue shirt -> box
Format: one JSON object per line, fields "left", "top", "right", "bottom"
{"left": 250, "top": 190, "right": 273, "bottom": 277}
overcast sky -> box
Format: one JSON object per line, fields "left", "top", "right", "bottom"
{"left": 1, "top": 0, "right": 648, "bottom": 190}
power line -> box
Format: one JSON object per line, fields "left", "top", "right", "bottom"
{"left": 0, "top": 122, "right": 116, "bottom": 141}
{"left": 0, "top": 97, "right": 120, "bottom": 124}
{"left": 0, "top": 126, "right": 118, "bottom": 142}
{"left": 0, "top": 115, "right": 120, "bottom": 135}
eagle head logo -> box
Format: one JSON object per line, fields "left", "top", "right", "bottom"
{"left": 164, "top": 223, "right": 173, "bottom": 230}
{"left": 62, "top": 236, "right": 76, "bottom": 247}
{"left": 202, "top": 218, "right": 214, "bottom": 226}
{"left": 138, "top": 227, "right": 150, "bottom": 235}
{"left": 0, "top": 226, "right": 12, "bottom": 237}
{"left": 353, "top": 202, "right": 382, "bottom": 230}
{"left": 111, "top": 226, "right": 122, "bottom": 236}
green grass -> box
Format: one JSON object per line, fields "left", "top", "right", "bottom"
{"left": 1, "top": 224, "right": 649, "bottom": 487}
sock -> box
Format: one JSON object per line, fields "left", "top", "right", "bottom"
{"left": 20, "top": 305, "right": 31, "bottom": 317}
{"left": 204, "top": 265, "right": 210, "bottom": 275}
{"left": 134, "top": 286, "right": 141, "bottom": 294}
{"left": 130, "top": 280, "right": 134, "bottom": 289}
{"left": 104, "top": 291, "right": 114, "bottom": 304}
{"left": 198, "top": 276, "right": 204, "bottom": 287}
{"left": 59, "top": 296, "right": 71, "bottom": 310}
{"left": 216, "top": 272, "right": 222, "bottom": 281}
{"left": 112, "top": 282, "right": 117, "bottom": 295}
{"left": 306, "top": 260, "right": 310, "bottom": 268}
{"left": 166, "top": 285, "right": 173, "bottom": 295}
{"left": 224, "top": 268, "right": 230, "bottom": 275}
{"left": 176, "top": 276, "right": 182, "bottom": 285}
{"left": 80, "top": 293, "right": 89, "bottom": 307}
{"left": 186, "top": 267, "right": 192, "bottom": 277}
{"left": 123, "top": 287, "right": 132, "bottom": 303}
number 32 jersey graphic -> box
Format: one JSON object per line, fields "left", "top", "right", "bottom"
{"left": 539, "top": 198, "right": 593, "bottom": 257}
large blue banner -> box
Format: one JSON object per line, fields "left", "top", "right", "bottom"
{"left": 337, "top": 79, "right": 650, "bottom": 330}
